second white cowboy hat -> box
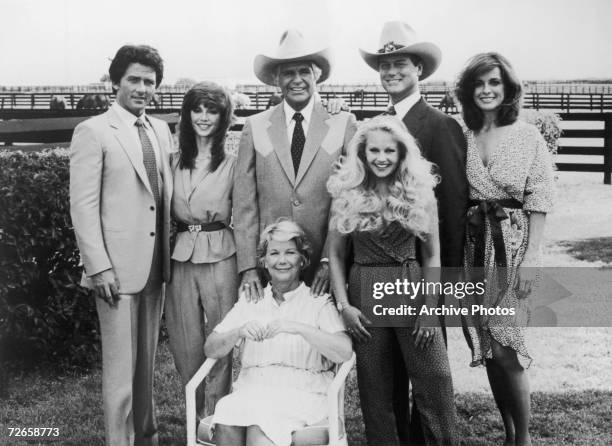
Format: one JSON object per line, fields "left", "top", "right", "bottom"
{"left": 359, "top": 21, "right": 441, "bottom": 80}
{"left": 254, "top": 29, "right": 332, "bottom": 86}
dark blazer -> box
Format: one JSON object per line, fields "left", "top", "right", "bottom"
{"left": 402, "top": 98, "right": 468, "bottom": 269}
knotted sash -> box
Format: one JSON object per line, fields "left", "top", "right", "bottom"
{"left": 467, "top": 198, "right": 522, "bottom": 304}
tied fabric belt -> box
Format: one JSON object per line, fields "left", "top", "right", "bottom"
{"left": 354, "top": 259, "right": 416, "bottom": 267}
{"left": 176, "top": 221, "right": 226, "bottom": 233}
{"left": 355, "top": 258, "right": 418, "bottom": 289}
{"left": 467, "top": 198, "right": 522, "bottom": 295}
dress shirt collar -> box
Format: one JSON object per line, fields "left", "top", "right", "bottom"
{"left": 390, "top": 90, "right": 421, "bottom": 120}
{"left": 112, "top": 102, "right": 151, "bottom": 129}
{"left": 283, "top": 97, "right": 315, "bottom": 129}
{"left": 266, "top": 282, "right": 307, "bottom": 307}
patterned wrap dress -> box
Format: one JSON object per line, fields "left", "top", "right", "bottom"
{"left": 461, "top": 119, "right": 554, "bottom": 367}
{"left": 348, "top": 222, "right": 457, "bottom": 445}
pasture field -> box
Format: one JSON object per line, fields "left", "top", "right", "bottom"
{"left": 1, "top": 172, "right": 610, "bottom": 445}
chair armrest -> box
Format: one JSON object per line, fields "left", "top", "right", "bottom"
{"left": 186, "top": 358, "right": 218, "bottom": 446}
{"left": 327, "top": 352, "right": 356, "bottom": 446}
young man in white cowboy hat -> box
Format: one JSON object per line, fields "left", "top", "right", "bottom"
{"left": 356, "top": 21, "right": 466, "bottom": 445}
{"left": 233, "top": 29, "right": 357, "bottom": 300}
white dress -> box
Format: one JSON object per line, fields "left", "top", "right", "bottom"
{"left": 211, "top": 283, "right": 346, "bottom": 445}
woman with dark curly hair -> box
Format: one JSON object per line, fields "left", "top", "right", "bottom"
{"left": 455, "top": 52, "right": 553, "bottom": 446}
{"left": 165, "top": 81, "right": 238, "bottom": 420}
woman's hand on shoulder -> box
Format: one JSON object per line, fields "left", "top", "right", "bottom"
{"left": 341, "top": 305, "right": 372, "bottom": 343}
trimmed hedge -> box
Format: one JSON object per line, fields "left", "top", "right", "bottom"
{"left": 0, "top": 148, "right": 99, "bottom": 368}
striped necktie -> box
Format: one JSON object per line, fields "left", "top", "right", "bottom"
{"left": 135, "top": 118, "right": 160, "bottom": 204}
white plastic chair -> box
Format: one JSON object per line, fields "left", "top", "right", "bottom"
{"left": 186, "top": 352, "right": 356, "bottom": 446}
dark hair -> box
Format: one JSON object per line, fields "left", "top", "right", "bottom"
{"left": 178, "top": 81, "right": 234, "bottom": 171}
{"left": 109, "top": 45, "right": 164, "bottom": 88}
{"left": 455, "top": 52, "right": 522, "bottom": 130}
{"left": 406, "top": 54, "right": 422, "bottom": 72}
{"left": 377, "top": 53, "right": 422, "bottom": 72}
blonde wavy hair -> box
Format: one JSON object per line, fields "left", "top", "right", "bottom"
{"left": 327, "top": 115, "right": 439, "bottom": 239}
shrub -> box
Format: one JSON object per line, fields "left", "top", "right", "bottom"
{"left": 520, "top": 108, "right": 562, "bottom": 155}
{"left": 0, "top": 148, "right": 99, "bottom": 369}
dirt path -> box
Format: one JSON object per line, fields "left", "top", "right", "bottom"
{"left": 544, "top": 171, "right": 612, "bottom": 266}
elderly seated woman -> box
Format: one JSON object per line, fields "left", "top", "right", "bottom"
{"left": 204, "top": 219, "right": 353, "bottom": 446}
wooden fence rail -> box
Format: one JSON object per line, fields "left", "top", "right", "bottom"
{"left": 2, "top": 90, "right": 612, "bottom": 118}
{"left": 1, "top": 110, "right": 610, "bottom": 184}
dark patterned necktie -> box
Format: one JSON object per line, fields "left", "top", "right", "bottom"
{"left": 290, "top": 112, "right": 305, "bottom": 174}
{"left": 135, "top": 118, "right": 160, "bottom": 204}
{"left": 385, "top": 105, "right": 397, "bottom": 116}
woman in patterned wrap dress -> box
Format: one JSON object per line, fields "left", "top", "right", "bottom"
{"left": 455, "top": 53, "right": 554, "bottom": 446}
{"left": 327, "top": 115, "right": 457, "bottom": 445}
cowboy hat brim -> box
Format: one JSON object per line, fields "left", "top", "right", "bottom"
{"left": 359, "top": 42, "right": 441, "bottom": 80}
{"left": 254, "top": 48, "right": 332, "bottom": 86}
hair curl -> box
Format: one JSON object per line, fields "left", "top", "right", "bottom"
{"left": 256, "top": 219, "right": 312, "bottom": 274}
{"left": 109, "top": 44, "right": 164, "bottom": 88}
{"left": 178, "top": 81, "right": 234, "bottom": 171}
{"left": 455, "top": 52, "right": 522, "bottom": 131}
{"left": 327, "top": 116, "right": 438, "bottom": 239}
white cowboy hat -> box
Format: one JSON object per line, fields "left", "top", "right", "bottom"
{"left": 254, "top": 29, "right": 332, "bottom": 86}
{"left": 359, "top": 21, "right": 441, "bottom": 80}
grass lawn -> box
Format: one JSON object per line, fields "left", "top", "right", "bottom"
{"left": 2, "top": 339, "right": 611, "bottom": 446}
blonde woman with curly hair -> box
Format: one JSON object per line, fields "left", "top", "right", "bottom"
{"left": 327, "top": 115, "right": 457, "bottom": 445}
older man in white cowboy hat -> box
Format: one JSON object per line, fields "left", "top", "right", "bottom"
{"left": 355, "top": 21, "right": 466, "bottom": 446}
{"left": 233, "top": 29, "right": 357, "bottom": 300}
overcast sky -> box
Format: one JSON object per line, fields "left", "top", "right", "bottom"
{"left": 1, "top": 0, "right": 611, "bottom": 87}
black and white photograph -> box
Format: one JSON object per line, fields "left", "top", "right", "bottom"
{"left": 1, "top": 0, "right": 611, "bottom": 445}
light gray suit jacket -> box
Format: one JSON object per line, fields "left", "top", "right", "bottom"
{"left": 70, "top": 107, "right": 174, "bottom": 294}
{"left": 233, "top": 101, "right": 357, "bottom": 284}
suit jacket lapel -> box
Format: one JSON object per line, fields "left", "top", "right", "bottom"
{"left": 149, "top": 118, "right": 168, "bottom": 180}
{"left": 187, "top": 164, "right": 212, "bottom": 202}
{"left": 268, "top": 105, "right": 295, "bottom": 185}
{"left": 295, "top": 102, "right": 329, "bottom": 187}
{"left": 181, "top": 167, "right": 192, "bottom": 204}
{"left": 402, "top": 98, "right": 428, "bottom": 139}
{"left": 109, "top": 108, "right": 152, "bottom": 197}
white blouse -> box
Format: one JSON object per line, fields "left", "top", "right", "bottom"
{"left": 214, "top": 283, "right": 346, "bottom": 373}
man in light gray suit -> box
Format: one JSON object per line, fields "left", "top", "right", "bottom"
{"left": 234, "top": 29, "right": 357, "bottom": 299}
{"left": 70, "top": 45, "right": 174, "bottom": 446}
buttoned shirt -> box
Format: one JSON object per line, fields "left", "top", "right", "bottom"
{"left": 214, "top": 283, "right": 345, "bottom": 372}
{"left": 283, "top": 97, "right": 315, "bottom": 144}
{"left": 112, "top": 102, "right": 162, "bottom": 172}
{"left": 389, "top": 90, "right": 422, "bottom": 120}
